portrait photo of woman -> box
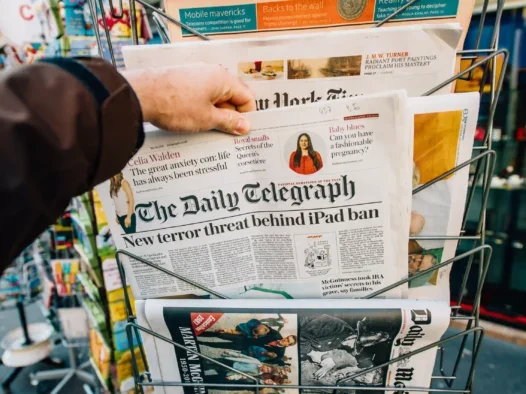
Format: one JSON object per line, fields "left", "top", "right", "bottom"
{"left": 109, "top": 172, "right": 136, "bottom": 234}
{"left": 289, "top": 133, "right": 323, "bottom": 175}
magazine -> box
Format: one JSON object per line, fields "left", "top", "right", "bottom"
{"left": 163, "top": 0, "right": 475, "bottom": 52}
{"left": 122, "top": 24, "right": 462, "bottom": 100}
{"left": 136, "top": 298, "right": 450, "bottom": 394}
{"left": 95, "top": 90, "right": 412, "bottom": 300}
{"left": 407, "top": 92, "right": 479, "bottom": 301}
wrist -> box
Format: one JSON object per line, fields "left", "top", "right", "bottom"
{"left": 122, "top": 68, "right": 156, "bottom": 123}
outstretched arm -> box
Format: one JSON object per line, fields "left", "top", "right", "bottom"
{"left": 0, "top": 57, "right": 143, "bottom": 265}
{"left": 0, "top": 58, "right": 255, "bottom": 267}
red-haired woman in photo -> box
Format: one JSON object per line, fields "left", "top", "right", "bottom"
{"left": 289, "top": 133, "right": 323, "bottom": 175}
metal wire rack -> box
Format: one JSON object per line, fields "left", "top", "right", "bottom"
{"left": 86, "top": 0, "right": 509, "bottom": 393}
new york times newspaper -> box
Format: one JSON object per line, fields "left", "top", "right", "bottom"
{"left": 136, "top": 298, "right": 450, "bottom": 394}
{"left": 95, "top": 91, "right": 412, "bottom": 300}
{"left": 122, "top": 24, "right": 462, "bottom": 100}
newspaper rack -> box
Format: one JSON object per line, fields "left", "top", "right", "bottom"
{"left": 88, "top": 0, "right": 509, "bottom": 392}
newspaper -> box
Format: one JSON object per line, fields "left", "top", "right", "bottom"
{"left": 122, "top": 24, "right": 462, "bottom": 100}
{"left": 163, "top": 0, "right": 475, "bottom": 53}
{"left": 95, "top": 90, "right": 412, "bottom": 300}
{"left": 136, "top": 298, "right": 450, "bottom": 394}
{"left": 148, "top": 87, "right": 481, "bottom": 304}
{"left": 407, "top": 92, "right": 479, "bottom": 301}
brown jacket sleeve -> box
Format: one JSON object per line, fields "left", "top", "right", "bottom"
{"left": 0, "top": 57, "right": 144, "bottom": 267}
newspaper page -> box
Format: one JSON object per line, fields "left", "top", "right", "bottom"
{"left": 407, "top": 92, "right": 479, "bottom": 301}
{"left": 164, "top": 0, "right": 475, "bottom": 52}
{"left": 137, "top": 298, "right": 450, "bottom": 394}
{"left": 122, "top": 24, "right": 462, "bottom": 100}
{"left": 95, "top": 90, "right": 412, "bottom": 300}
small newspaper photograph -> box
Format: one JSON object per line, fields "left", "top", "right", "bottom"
{"left": 163, "top": 0, "right": 475, "bottom": 50}
{"left": 136, "top": 298, "right": 450, "bottom": 394}
{"left": 407, "top": 92, "right": 480, "bottom": 301}
{"left": 95, "top": 91, "right": 412, "bottom": 300}
{"left": 122, "top": 24, "right": 462, "bottom": 100}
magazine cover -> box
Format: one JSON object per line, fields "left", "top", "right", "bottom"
{"left": 0, "top": 0, "right": 61, "bottom": 46}
{"left": 163, "top": 0, "right": 475, "bottom": 52}
{"left": 138, "top": 298, "right": 450, "bottom": 394}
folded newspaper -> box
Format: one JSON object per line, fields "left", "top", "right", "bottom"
{"left": 136, "top": 298, "right": 450, "bottom": 394}
{"left": 407, "top": 92, "right": 479, "bottom": 301}
{"left": 95, "top": 90, "right": 412, "bottom": 300}
{"left": 122, "top": 24, "right": 462, "bottom": 100}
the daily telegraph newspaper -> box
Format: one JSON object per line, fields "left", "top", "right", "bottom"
{"left": 214, "top": 89, "right": 481, "bottom": 302}
{"left": 163, "top": 0, "right": 475, "bottom": 52}
{"left": 122, "top": 24, "right": 462, "bottom": 101}
{"left": 95, "top": 91, "right": 412, "bottom": 300}
{"left": 407, "top": 92, "right": 479, "bottom": 301}
{"left": 136, "top": 298, "right": 450, "bottom": 394}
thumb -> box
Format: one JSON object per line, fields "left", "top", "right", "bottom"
{"left": 211, "top": 107, "right": 251, "bottom": 136}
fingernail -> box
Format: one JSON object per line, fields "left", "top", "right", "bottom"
{"left": 234, "top": 118, "right": 250, "bottom": 135}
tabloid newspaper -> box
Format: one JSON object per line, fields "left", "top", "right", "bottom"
{"left": 135, "top": 298, "right": 450, "bottom": 394}
{"left": 122, "top": 24, "right": 462, "bottom": 100}
{"left": 163, "top": 0, "right": 475, "bottom": 53}
{"left": 407, "top": 92, "right": 479, "bottom": 301}
{"left": 95, "top": 90, "right": 412, "bottom": 300}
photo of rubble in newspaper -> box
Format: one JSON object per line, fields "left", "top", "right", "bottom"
{"left": 298, "top": 311, "right": 401, "bottom": 390}
{"left": 138, "top": 298, "right": 450, "bottom": 394}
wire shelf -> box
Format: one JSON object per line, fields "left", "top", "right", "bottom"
{"left": 87, "top": 0, "right": 508, "bottom": 393}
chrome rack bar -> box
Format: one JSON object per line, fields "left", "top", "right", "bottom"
{"left": 107, "top": 0, "right": 124, "bottom": 19}
{"left": 374, "top": 0, "right": 421, "bottom": 27}
{"left": 135, "top": 0, "right": 210, "bottom": 41}
{"left": 123, "top": 319, "right": 484, "bottom": 394}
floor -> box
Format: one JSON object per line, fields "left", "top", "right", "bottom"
{"left": 0, "top": 303, "right": 525, "bottom": 394}
{"left": 0, "top": 302, "right": 92, "bottom": 394}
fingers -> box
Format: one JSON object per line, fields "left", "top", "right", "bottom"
{"left": 210, "top": 107, "right": 251, "bottom": 136}
{"left": 220, "top": 71, "right": 257, "bottom": 112}
{"left": 217, "top": 100, "right": 256, "bottom": 114}
{"left": 237, "top": 99, "right": 257, "bottom": 113}
{"left": 216, "top": 102, "right": 236, "bottom": 111}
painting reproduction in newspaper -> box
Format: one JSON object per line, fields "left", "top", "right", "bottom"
{"left": 95, "top": 90, "right": 412, "bottom": 300}
{"left": 136, "top": 298, "right": 450, "bottom": 394}
{"left": 122, "top": 24, "right": 462, "bottom": 101}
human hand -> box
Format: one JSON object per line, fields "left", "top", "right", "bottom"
{"left": 124, "top": 216, "right": 131, "bottom": 227}
{"left": 314, "top": 366, "right": 332, "bottom": 380}
{"left": 123, "top": 64, "right": 256, "bottom": 135}
{"left": 314, "top": 358, "right": 335, "bottom": 380}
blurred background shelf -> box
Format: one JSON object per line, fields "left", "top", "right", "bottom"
{"left": 454, "top": 3, "right": 526, "bottom": 329}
